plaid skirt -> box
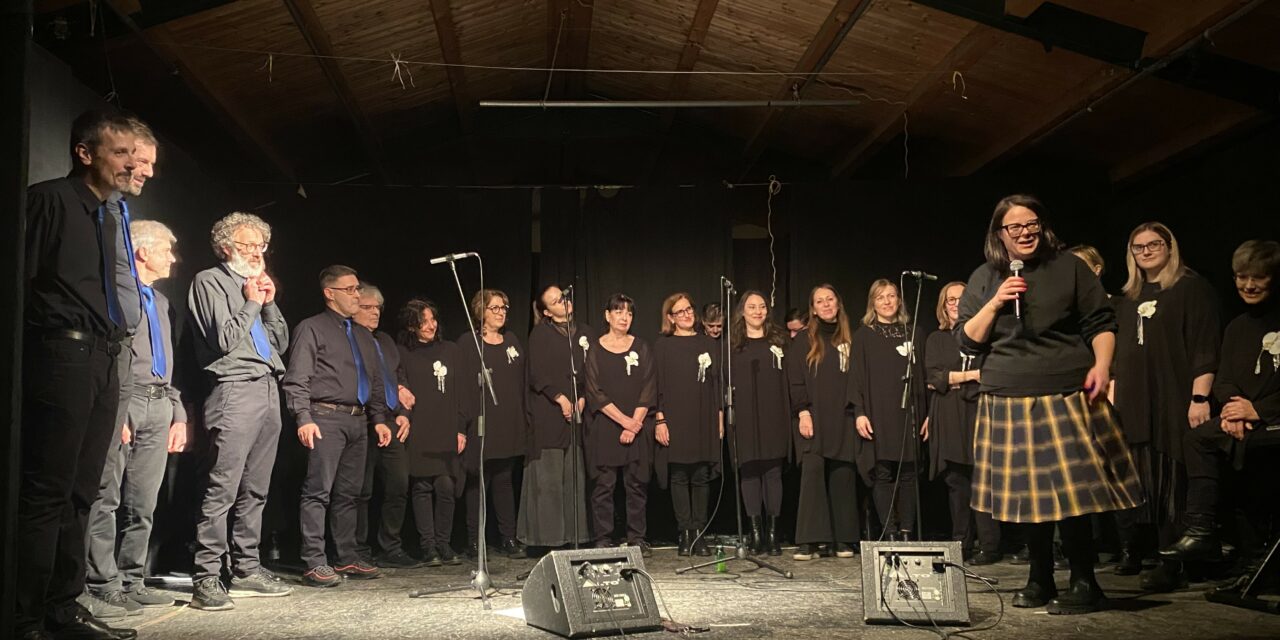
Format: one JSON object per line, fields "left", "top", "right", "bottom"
{"left": 972, "top": 391, "right": 1144, "bottom": 523}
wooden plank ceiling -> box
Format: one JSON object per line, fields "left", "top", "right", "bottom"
{"left": 33, "top": 0, "right": 1280, "bottom": 185}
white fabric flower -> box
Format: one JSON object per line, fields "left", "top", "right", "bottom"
{"left": 625, "top": 350, "right": 640, "bottom": 376}
{"left": 433, "top": 360, "right": 448, "bottom": 393}
{"left": 696, "top": 352, "right": 712, "bottom": 383}
{"left": 506, "top": 345, "right": 520, "bottom": 364}
{"left": 579, "top": 335, "right": 590, "bottom": 355}
{"left": 1136, "top": 300, "right": 1158, "bottom": 346}
{"left": 837, "top": 342, "right": 850, "bottom": 373}
{"left": 1259, "top": 331, "right": 1280, "bottom": 374}
{"left": 770, "top": 345, "right": 785, "bottom": 369}
{"left": 895, "top": 340, "right": 914, "bottom": 360}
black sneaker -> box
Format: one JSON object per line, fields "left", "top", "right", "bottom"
{"left": 334, "top": 561, "right": 382, "bottom": 580}
{"left": 438, "top": 544, "right": 462, "bottom": 565}
{"left": 377, "top": 550, "right": 424, "bottom": 569}
{"left": 229, "top": 567, "right": 294, "bottom": 597}
{"left": 793, "top": 544, "right": 819, "bottom": 561}
{"left": 968, "top": 550, "right": 1003, "bottom": 566}
{"left": 303, "top": 565, "right": 343, "bottom": 588}
{"left": 125, "top": 585, "right": 175, "bottom": 607}
{"left": 95, "top": 590, "right": 143, "bottom": 616}
{"left": 421, "top": 546, "right": 442, "bottom": 567}
{"left": 834, "top": 543, "right": 857, "bottom": 558}
{"left": 76, "top": 592, "right": 128, "bottom": 619}
{"left": 500, "top": 539, "right": 527, "bottom": 559}
{"left": 190, "top": 576, "right": 235, "bottom": 611}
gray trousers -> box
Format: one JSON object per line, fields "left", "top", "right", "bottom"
{"left": 194, "top": 377, "right": 282, "bottom": 580}
{"left": 86, "top": 391, "right": 174, "bottom": 592}
{"left": 300, "top": 409, "right": 367, "bottom": 569}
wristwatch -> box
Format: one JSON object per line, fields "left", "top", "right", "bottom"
{"left": 1191, "top": 394, "right": 1210, "bottom": 404}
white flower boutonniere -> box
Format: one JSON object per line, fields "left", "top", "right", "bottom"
{"left": 433, "top": 360, "right": 448, "bottom": 393}
{"left": 696, "top": 352, "right": 712, "bottom": 383}
{"left": 579, "top": 335, "right": 590, "bottom": 356}
{"left": 770, "top": 345, "right": 785, "bottom": 370}
{"left": 960, "top": 352, "right": 976, "bottom": 372}
{"left": 506, "top": 345, "right": 520, "bottom": 364}
{"left": 1259, "top": 331, "right": 1280, "bottom": 374}
{"left": 895, "top": 340, "right": 914, "bottom": 361}
{"left": 625, "top": 350, "right": 640, "bottom": 376}
{"left": 837, "top": 342, "right": 850, "bottom": 373}
{"left": 1136, "top": 300, "right": 1158, "bottom": 345}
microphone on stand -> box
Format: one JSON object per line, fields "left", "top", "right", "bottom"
{"left": 1009, "top": 259, "right": 1024, "bottom": 319}
{"left": 901, "top": 270, "right": 939, "bottom": 281}
{"left": 721, "top": 276, "right": 736, "bottom": 294}
{"left": 429, "top": 251, "right": 478, "bottom": 265}
{"left": 559, "top": 284, "right": 574, "bottom": 304}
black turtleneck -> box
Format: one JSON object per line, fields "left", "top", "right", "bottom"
{"left": 1214, "top": 299, "right": 1280, "bottom": 425}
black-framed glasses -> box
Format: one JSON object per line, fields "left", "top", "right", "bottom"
{"left": 669, "top": 307, "right": 695, "bottom": 317}
{"left": 1000, "top": 220, "right": 1041, "bottom": 237}
{"left": 327, "top": 284, "right": 363, "bottom": 296}
{"left": 1234, "top": 274, "right": 1269, "bottom": 286}
{"left": 945, "top": 297, "right": 961, "bottom": 305}
{"left": 232, "top": 240, "right": 269, "bottom": 254}
{"left": 1130, "top": 239, "right": 1167, "bottom": 255}
{"left": 486, "top": 304, "right": 510, "bottom": 313}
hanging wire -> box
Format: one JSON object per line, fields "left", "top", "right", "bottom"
{"left": 766, "top": 175, "right": 782, "bottom": 308}
{"left": 543, "top": 10, "right": 568, "bottom": 104}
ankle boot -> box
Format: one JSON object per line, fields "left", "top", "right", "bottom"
{"left": 1159, "top": 517, "right": 1220, "bottom": 562}
{"left": 749, "top": 517, "right": 764, "bottom": 554}
{"left": 1051, "top": 519, "right": 1106, "bottom": 614}
{"left": 677, "top": 530, "right": 692, "bottom": 557}
{"left": 1140, "top": 558, "right": 1188, "bottom": 593}
{"left": 767, "top": 516, "right": 782, "bottom": 556}
{"left": 692, "top": 531, "right": 711, "bottom": 557}
{"left": 1014, "top": 524, "right": 1057, "bottom": 608}
{"left": 1047, "top": 577, "right": 1107, "bottom": 615}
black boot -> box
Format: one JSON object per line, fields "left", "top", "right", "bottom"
{"left": 749, "top": 517, "right": 764, "bottom": 554}
{"left": 1047, "top": 577, "right": 1107, "bottom": 615}
{"left": 692, "top": 531, "right": 711, "bottom": 557}
{"left": 1013, "top": 523, "right": 1057, "bottom": 608}
{"left": 1140, "top": 558, "right": 1188, "bottom": 593}
{"left": 1114, "top": 542, "right": 1143, "bottom": 575}
{"left": 767, "top": 516, "right": 782, "bottom": 556}
{"left": 1159, "top": 517, "right": 1220, "bottom": 562}
{"left": 677, "top": 530, "right": 692, "bottom": 557}
{"left": 1049, "top": 517, "right": 1107, "bottom": 614}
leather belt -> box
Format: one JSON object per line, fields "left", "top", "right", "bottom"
{"left": 39, "top": 328, "right": 120, "bottom": 355}
{"left": 134, "top": 384, "right": 168, "bottom": 400}
{"left": 311, "top": 402, "right": 365, "bottom": 416}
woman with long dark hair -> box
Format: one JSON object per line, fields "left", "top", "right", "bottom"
{"left": 517, "top": 285, "right": 595, "bottom": 549}
{"left": 730, "top": 290, "right": 790, "bottom": 555}
{"left": 397, "top": 299, "right": 465, "bottom": 566}
{"left": 851, "top": 279, "right": 927, "bottom": 541}
{"left": 925, "top": 282, "right": 1000, "bottom": 563}
{"left": 788, "top": 284, "right": 860, "bottom": 561}
{"left": 654, "top": 293, "right": 722, "bottom": 557}
{"left": 1112, "top": 222, "right": 1220, "bottom": 590}
{"left": 956, "top": 194, "right": 1142, "bottom": 614}
{"left": 584, "top": 294, "right": 657, "bottom": 555}
{"left": 457, "top": 289, "right": 527, "bottom": 559}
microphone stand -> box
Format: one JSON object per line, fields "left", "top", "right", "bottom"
{"left": 564, "top": 285, "right": 584, "bottom": 550}
{"left": 897, "top": 273, "right": 926, "bottom": 541}
{"left": 677, "top": 280, "right": 792, "bottom": 579}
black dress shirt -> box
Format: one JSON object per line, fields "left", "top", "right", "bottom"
{"left": 284, "top": 308, "right": 389, "bottom": 426}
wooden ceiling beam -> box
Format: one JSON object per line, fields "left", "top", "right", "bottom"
{"left": 281, "top": 0, "right": 388, "bottom": 182}
{"left": 426, "top": 0, "right": 474, "bottom": 131}
{"left": 642, "top": 0, "right": 721, "bottom": 184}
{"left": 103, "top": 0, "right": 295, "bottom": 180}
{"left": 831, "top": 24, "right": 1002, "bottom": 179}
{"left": 739, "top": 0, "right": 873, "bottom": 175}
{"left": 1108, "top": 108, "right": 1267, "bottom": 184}
{"left": 545, "top": 0, "right": 595, "bottom": 100}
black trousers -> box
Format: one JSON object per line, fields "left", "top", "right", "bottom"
{"left": 872, "top": 460, "right": 918, "bottom": 534}
{"left": 795, "top": 454, "right": 859, "bottom": 545}
{"left": 355, "top": 433, "right": 409, "bottom": 558}
{"left": 740, "top": 459, "right": 784, "bottom": 518}
{"left": 465, "top": 456, "right": 520, "bottom": 542}
{"left": 299, "top": 410, "right": 367, "bottom": 569}
{"left": 669, "top": 462, "right": 713, "bottom": 531}
{"left": 940, "top": 464, "right": 1000, "bottom": 552}
{"left": 1184, "top": 420, "right": 1280, "bottom": 521}
{"left": 591, "top": 461, "right": 649, "bottom": 545}
{"left": 16, "top": 336, "right": 120, "bottom": 633}
{"left": 410, "top": 474, "right": 457, "bottom": 550}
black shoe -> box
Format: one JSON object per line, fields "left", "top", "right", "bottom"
{"left": 969, "top": 550, "right": 1003, "bottom": 566}
{"left": 466, "top": 542, "right": 479, "bottom": 560}
{"left": 793, "top": 544, "right": 819, "bottom": 561}
{"left": 499, "top": 539, "right": 526, "bottom": 559}
{"left": 1012, "top": 581, "right": 1058, "bottom": 608}
{"left": 1113, "top": 546, "right": 1143, "bottom": 576}
{"left": 19, "top": 630, "right": 54, "bottom": 640}
{"left": 1159, "top": 529, "right": 1221, "bottom": 562}
{"left": 1140, "top": 560, "right": 1188, "bottom": 593}
{"left": 1047, "top": 578, "right": 1107, "bottom": 615}
{"left": 229, "top": 567, "right": 294, "bottom": 598}
{"left": 438, "top": 544, "right": 462, "bottom": 565}
{"left": 692, "top": 533, "right": 710, "bottom": 557}
{"left": 377, "top": 550, "right": 424, "bottom": 569}
{"left": 88, "top": 591, "right": 141, "bottom": 617}
{"left": 124, "top": 586, "right": 175, "bottom": 607}
{"left": 47, "top": 607, "right": 137, "bottom": 640}
{"left": 421, "top": 546, "right": 443, "bottom": 567}
{"left": 303, "top": 565, "right": 344, "bottom": 588}
{"left": 1010, "top": 545, "right": 1030, "bottom": 565}
{"left": 631, "top": 541, "right": 652, "bottom": 558}
{"left": 677, "top": 530, "right": 692, "bottom": 556}
{"left": 748, "top": 517, "right": 764, "bottom": 554}
{"left": 334, "top": 560, "right": 382, "bottom": 580}
{"left": 189, "top": 576, "right": 235, "bottom": 611}
{"left": 766, "top": 516, "right": 782, "bottom": 556}
{"left": 834, "top": 543, "right": 857, "bottom": 558}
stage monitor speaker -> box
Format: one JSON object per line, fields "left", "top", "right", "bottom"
{"left": 522, "top": 546, "right": 662, "bottom": 638}
{"left": 861, "top": 540, "right": 970, "bottom": 626}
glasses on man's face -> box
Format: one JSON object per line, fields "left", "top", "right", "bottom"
{"left": 358, "top": 304, "right": 383, "bottom": 312}
{"left": 1001, "top": 220, "right": 1041, "bottom": 238}
{"left": 486, "top": 304, "right": 510, "bottom": 314}
{"left": 669, "top": 307, "right": 695, "bottom": 317}
{"left": 327, "top": 285, "right": 363, "bottom": 296}
{"left": 1130, "top": 239, "right": 1167, "bottom": 255}
{"left": 233, "top": 240, "right": 269, "bottom": 254}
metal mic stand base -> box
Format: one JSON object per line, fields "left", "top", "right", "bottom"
{"left": 675, "top": 540, "right": 794, "bottom": 579}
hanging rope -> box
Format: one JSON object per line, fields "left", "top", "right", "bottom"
{"left": 766, "top": 175, "right": 782, "bottom": 308}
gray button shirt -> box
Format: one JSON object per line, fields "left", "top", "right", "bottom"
{"left": 188, "top": 263, "right": 288, "bottom": 382}
{"left": 106, "top": 194, "right": 142, "bottom": 332}
{"left": 132, "top": 286, "right": 187, "bottom": 423}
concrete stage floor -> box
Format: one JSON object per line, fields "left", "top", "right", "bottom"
{"left": 115, "top": 545, "right": 1280, "bottom": 640}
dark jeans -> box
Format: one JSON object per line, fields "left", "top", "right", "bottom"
{"left": 591, "top": 461, "right": 649, "bottom": 544}
{"left": 299, "top": 409, "right": 367, "bottom": 569}
{"left": 355, "top": 433, "right": 409, "bottom": 558}
{"left": 465, "top": 456, "right": 520, "bottom": 542}
{"left": 193, "top": 377, "right": 281, "bottom": 580}
{"left": 740, "top": 459, "right": 784, "bottom": 518}
{"left": 795, "top": 454, "right": 859, "bottom": 545}
{"left": 86, "top": 392, "right": 174, "bottom": 592}
{"left": 872, "top": 460, "right": 918, "bottom": 534}
{"left": 1184, "top": 420, "right": 1280, "bottom": 520}
{"left": 669, "top": 462, "right": 713, "bottom": 531}
{"left": 411, "top": 474, "right": 457, "bottom": 549}
{"left": 940, "top": 464, "right": 1000, "bottom": 553}
{"left": 16, "top": 336, "right": 120, "bottom": 633}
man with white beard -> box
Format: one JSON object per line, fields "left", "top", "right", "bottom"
{"left": 187, "top": 212, "right": 293, "bottom": 610}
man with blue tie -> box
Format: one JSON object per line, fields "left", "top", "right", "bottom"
{"left": 283, "top": 266, "right": 392, "bottom": 587}
{"left": 187, "top": 212, "right": 292, "bottom": 611}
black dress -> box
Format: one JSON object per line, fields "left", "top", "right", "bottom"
{"left": 732, "top": 335, "right": 791, "bottom": 520}
{"left": 925, "top": 329, "right": 979, "bottom": 476}
{"left": 399, "top": 338, "right": 466, "bottom": 550}
{"left": 654, "top": 333, "right": 722, "bottom": 534}
{"left": 517, "top": 320, "right": 595, "bottom": 546}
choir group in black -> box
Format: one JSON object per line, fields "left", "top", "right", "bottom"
{"left": 17, "top": 109, "right": 1280, "bottom": 640}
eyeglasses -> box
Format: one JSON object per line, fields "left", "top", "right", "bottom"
{"left": 945, "top": 297, "right": 961, "bottom": 305}
{"left": 669, "top": 308, "right": 695, "bottom": 317}
{"left": 1234, "top": 274, "right": 1269, "bottom": 286}
{"left": 232, "top": 240, "right": 269, "bottom": 254}
{"left": 327, "top": 285, "right": 363, "bottom": 296}
{"left": 1130, "top": 239, "right": 1167, "bottom": 255}
{"left": 358, "top": 304, "right": 383, "bottom": 311}
{"left": 1000, "top": 220, "right": 1041, "bottom": 237}
{"left": 486, "top": 304, "right": 510, "bottom": 314}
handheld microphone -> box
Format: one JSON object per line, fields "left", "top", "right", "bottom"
{"left": 1009, "top": 259, "right": 1024, "bottom": 319}
{"left": 429, "top": 251, "right": 477, "bottom": 265}
{"left": 902, "top": 270, "right": 938, "bottom": 281}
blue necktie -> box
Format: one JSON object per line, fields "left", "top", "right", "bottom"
{"left": 119, "top": 199, "right": 139, "bottom": 281}
{"left": 372, "top": 338, "right": 399, "bottom": 410}
{"left": 139, "top": 285, "right": 167, "bottom": 378}
{"left": 250, "top": 317, "right": 273, "bottom": 362}
{"left": 96, "top": 206, "right": 123, "bottom": 327}
{"left": 344, "top": 319, "right": 371, "bottom": 405}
